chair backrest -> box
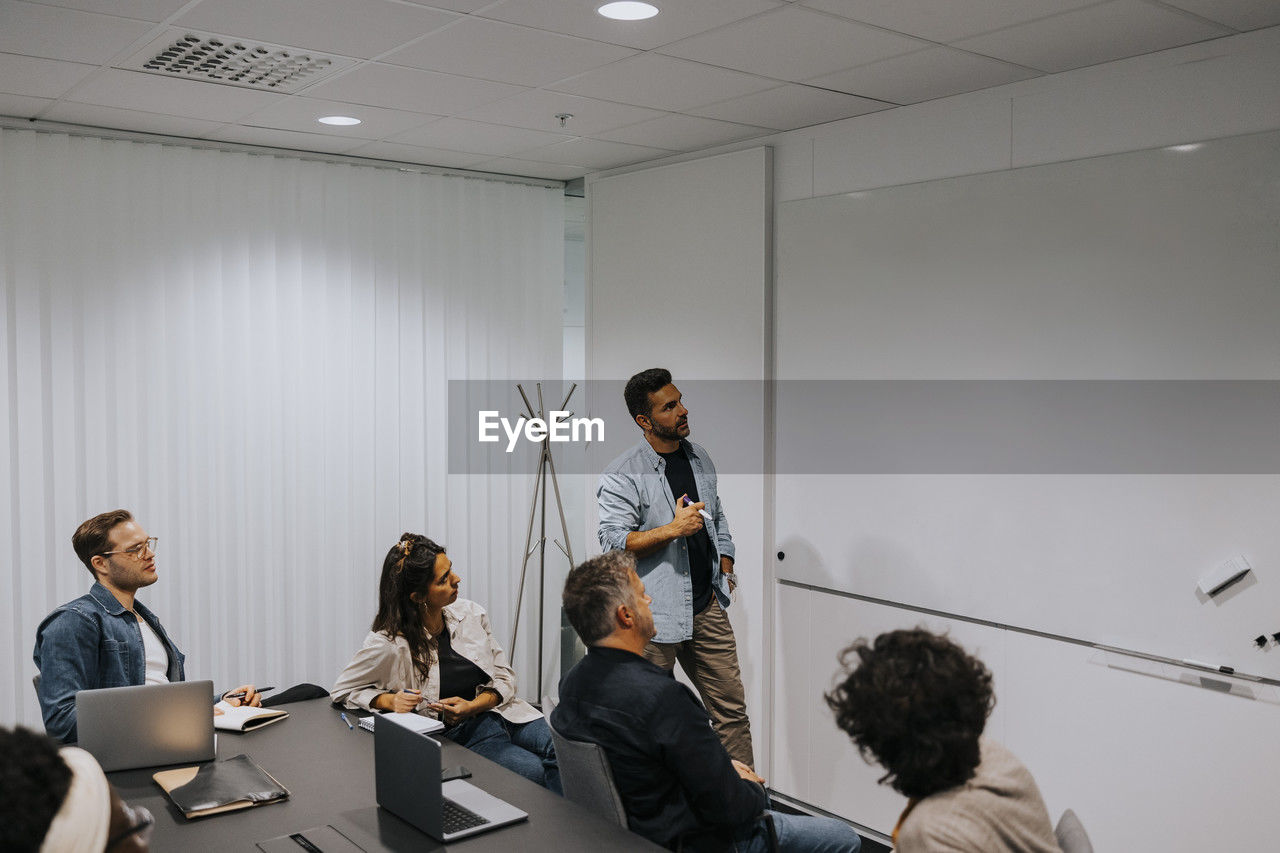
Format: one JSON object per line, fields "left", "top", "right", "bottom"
{"left": 547, "top": 719, "right": 629, "bottom": 829}
{"left": 1055, "top": 808, "right": 1094, "bottom": 853}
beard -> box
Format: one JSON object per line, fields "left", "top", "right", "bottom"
{"left": 651, "top": 419, "right": 688, "bottom": 443}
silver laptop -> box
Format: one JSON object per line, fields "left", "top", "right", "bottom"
{"left": 75, "top": 680, "right": 216, "bottom": 772}
{"left": 374, "top": 715, "right": 527, "bottom": 842}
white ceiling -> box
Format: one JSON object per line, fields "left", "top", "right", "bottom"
{"left": 1, "top": 0, "right": 1275, "bottom": 181}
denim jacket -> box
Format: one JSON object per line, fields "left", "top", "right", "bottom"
{"left": 598, "top": 439, "right": 735, "bottom": 643}
{"left": 33, "top": 582, "right": 185, "bottom": 743}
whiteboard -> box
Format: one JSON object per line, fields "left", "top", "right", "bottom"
{"left": 774, "top": 130, "right": 1280, "bottom": 675}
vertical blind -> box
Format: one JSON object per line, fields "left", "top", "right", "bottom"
{"left": 0, "top": 128, "right": 563, "bottom": 728}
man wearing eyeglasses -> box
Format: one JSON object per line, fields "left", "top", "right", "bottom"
{"left": 33, "top": 508, "right": 260, "bottom": 743}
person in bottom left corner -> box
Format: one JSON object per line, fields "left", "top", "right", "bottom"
{"left": 33, "top": 508, "right": 263, "bottom": 744}
{"left": 0, "top": 725, "right": 153, "bottom": 852}
{"left": 331, "top": 532, "right": 561, "bottom": 793}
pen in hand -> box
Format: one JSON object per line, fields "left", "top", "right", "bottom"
{"left": 224, "top": 686, "right": 275, "bottom": 700}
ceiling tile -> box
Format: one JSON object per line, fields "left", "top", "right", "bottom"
{"left": 518, "top": 137, "right": 675, "bottom": 168}
{"left": 598, "top": 113, "right": 771, "bottom": 149}
{"left": 383, "top": 17, "right": 635, "bottom": 87}
{"left": 0, "top": 0, "right": 154, "bottom": 64}
{"left": 691, "top": 83, "right": 889, "bottom": 129}
{"left": 204, "top": 123, "right": 369, "bottom": 153}
{"left": 41, "top": 100, "right": 225, "bottom": 136}
{"left": 659, "top": 5, "right": 924, "bottom": 81}
{"left": 175, "top": 0, "right": 459, "bottom": 59}
{"left": 801, "top": 0, "right": 1098, "bottom": 43}
{"left": 27, "top": 0, "right": 194, "bottom": 23}
{"left": 0, "top": 92, "right": 54, "bottom": 117}
{"left": 388, "top": 116, "right": 570, "bottom": 157}
{"left": 1158, "top": 0, "right": 1280, "bottom": 31}
{"left": 400, "top": 0, "right": 493, "bottom": 11}
{"left": 238, "top": 96, "right": 437, "bottom": 139}
{"left": 0, "top": 52, "right": 98, "bottom": 98}
{"left": 479, "top": 0, "right": 784, "bottom": 51}
{"left": 470, "top": 156, "right": 587, "bottom": 181}
{"left": 952, "top": 0, "right": 1232, "bottom": 74}
{"left": 306, "top": 63, "right": 525, "bottom": 115}
{"left": 458, "top": 90, "right": 665, "bottom": 136}
{"left": 67, "top": 68, "right": 286, "bottom": 121}
{"left": 343, "top": 139, "right": 491, "bottom": 168}
{"left": 808, "top": 45, "right": 1042, "bottom": 104}
{"left": 549, "top": 53, "right": 775, "bottom": 111}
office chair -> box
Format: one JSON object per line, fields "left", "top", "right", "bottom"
{"left": 1055, "top": 808, "right": 1094, "bottom": 853}
{"left": 547, "top": 718, "right": 629, "bottom": 828}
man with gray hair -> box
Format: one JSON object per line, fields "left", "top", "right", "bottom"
{"left": 553, "top": 552, "right": 861, "bottom": 853}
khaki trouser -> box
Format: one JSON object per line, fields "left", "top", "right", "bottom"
{"left": 643, "top": 596, "right": 755, "bottom": 767}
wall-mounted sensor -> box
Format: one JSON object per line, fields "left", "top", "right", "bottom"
{"left": 1197, "top": 555, "right": 1252, "bottom": 597}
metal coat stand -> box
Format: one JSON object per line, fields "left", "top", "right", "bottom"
{"left": 508, "top": 382, "right": 577, "bottom": 702}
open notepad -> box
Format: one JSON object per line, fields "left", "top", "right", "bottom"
{"left": 358, "top": 711, "right": 444, "bottom": 735}
{"left": 214, "top": 701, "right": 289, "bottom": 732}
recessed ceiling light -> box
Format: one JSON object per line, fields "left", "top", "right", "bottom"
{"left": 597, "top": 2, "right": 659, "bottom": 21}
{"left": 318, "top": 115, "right": 361, "bottom": 126}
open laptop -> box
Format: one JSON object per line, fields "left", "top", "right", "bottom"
{"left": 374, "top": 714, "right": 527, "bottom": 842}
{"left": 75, "top": 680, "right": 216, "bottom": 772}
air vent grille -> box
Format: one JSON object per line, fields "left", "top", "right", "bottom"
{"left": 122, "top": 30, "right": 355, "bottom": 94}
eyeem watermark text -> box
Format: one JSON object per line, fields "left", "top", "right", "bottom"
{"left": 478, "top": 410, "right": 605, "bottom": 453}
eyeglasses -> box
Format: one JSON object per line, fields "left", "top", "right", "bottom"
{"left": 107, "top": 803, "right": 154, "bottom": 849}
{"left": 100, "top": 537, "right": 158, "bottom": 560}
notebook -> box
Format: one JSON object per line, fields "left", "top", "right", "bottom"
{"left": 374, "top": 714, "right": 526, "bottom": 842}
{"left": 358, "top": 711, "right": 443, "bottom": 735}
{"left": 76, "top": 680, "right": 216, "bottom": 772}
{"left": 213, "top": 701, "right": 289, "bottom": 732}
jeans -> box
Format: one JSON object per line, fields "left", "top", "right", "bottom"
{"left": 731, "top": 810, "right": 862, "bottom": 853}
{"left": 443, "top": 712, "right": 562, "bottom": 794}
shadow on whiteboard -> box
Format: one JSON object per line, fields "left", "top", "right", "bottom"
{"left": 774, "top": 534, "right": 939, "bottom": 605}
{"left": 1194, "top": 570, "right": 1257, "bottom": 607}
{"left": 1091, "top": 649, "right": 1280, "bottom": 704}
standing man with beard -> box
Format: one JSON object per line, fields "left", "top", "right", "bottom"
{"left": 596, "top": 368, "right": 753, "bottom": 767}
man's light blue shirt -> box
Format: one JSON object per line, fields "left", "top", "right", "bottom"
{"left": 598, "top": 439, "right": 735, "bottom": 643}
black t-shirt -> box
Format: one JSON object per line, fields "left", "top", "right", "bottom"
{"left": 436, "top": 626, "right": 490, "bottom": 701}
{"left": 659, "top": 446, "right": 714, "bottom": 614}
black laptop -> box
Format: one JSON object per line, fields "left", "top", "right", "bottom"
{"left": 373, "top": 715, "right": 527, "bottom": 842}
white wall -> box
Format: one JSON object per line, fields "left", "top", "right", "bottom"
{"left": 762, "top": 24, "right": 1280, "bottom": 851}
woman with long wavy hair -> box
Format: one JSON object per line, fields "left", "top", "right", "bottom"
{"left": 332, "top": 533, "right": 560, "bottom": 792}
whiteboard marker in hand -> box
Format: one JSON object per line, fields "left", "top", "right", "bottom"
{"left": 681, "top": 495, "right": 713, "bottom": 521}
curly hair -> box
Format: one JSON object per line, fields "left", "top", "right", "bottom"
{"left": 0, "top": 726, "right": 74, "bottom": 851}
{"left": 371, "top": 533, "right": 448, "bottom": 681}
{"left": 825, "top": 629, "right": 995, "bottom": 800}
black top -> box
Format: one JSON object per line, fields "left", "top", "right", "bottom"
{"left": 658, "top": 447, "right": 714, "bottom": 614}
{"left": 551, "top": 647, "right": 766, "bottom": 852}
{"left": 437, "top": 626, "right": 490, "bottom": 701}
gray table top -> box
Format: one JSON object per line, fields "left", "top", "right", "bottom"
{"left": 106, "top": 698, "right": 662, "bottom": 852}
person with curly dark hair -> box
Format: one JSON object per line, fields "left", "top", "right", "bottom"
{"left": 0, "top": 725, "right": 153, "bottom": 851}
{"left": 826, "top": 629, "right": 1061, "bottom": 852}
{"left": 331, "top": 533, "right": 560, "bottom": 792}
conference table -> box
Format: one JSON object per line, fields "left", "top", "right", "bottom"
{"left": 106, "top": 698, "right": 662, "bottom": 851}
